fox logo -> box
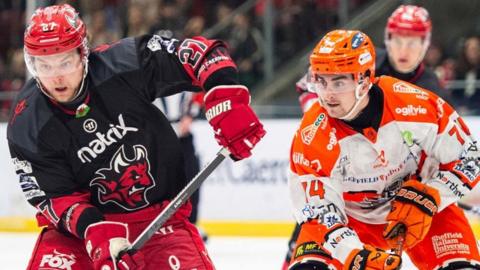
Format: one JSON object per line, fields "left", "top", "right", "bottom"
{"left": 39, "top": 250, "right": 76, "bottom": 270}
{"left": 90, "top": 145, "right": 156, "bottom": 211}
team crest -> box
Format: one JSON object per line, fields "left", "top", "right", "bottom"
{"left": 90, "top": 145, "right": 156, "bottom": 211}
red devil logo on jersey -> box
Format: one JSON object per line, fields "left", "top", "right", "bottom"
{"left": 90, "top": 145, "right": 156, "bottom": 211}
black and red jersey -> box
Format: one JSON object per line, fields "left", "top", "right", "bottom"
{"left": 376, "top": 47, "right": 443, "bottom": 94}
{"left": 7, "top": 35, "right": 238, "bottom": 236}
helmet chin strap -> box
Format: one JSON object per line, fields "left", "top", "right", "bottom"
{"left": 318, "top": 80, "right": 371, "bottom": 121}
{"left": 338, "top": 82, "right": 371, "bottom": 120}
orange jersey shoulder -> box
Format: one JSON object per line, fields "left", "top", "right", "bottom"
{"left": 376, "top": 75, "right": 452, "bottom": 126}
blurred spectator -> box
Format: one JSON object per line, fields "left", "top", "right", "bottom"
{"left": 452, "top": 35, "right": 480, "bottom": 114}
{"left": 0, "top": 2, "right": 24, "bottom": 61}
{"left": 423, "top": 42, "right": 456, "bottom": 96}
{"left": 275, "top": 0, "right": 319, "bottom": 64}
{"left": 183, "top": 16, "right": 205, "bottom": 37}
{"left": 424, "top": 42, "right": 444, "bottom": 69}
{"left": 150, "top": 1, "right": 188, "bottom": 38}
{"left": 434, "top": 58, "right": 456, "bottom": 88}
{"left": 211, "top": 2, "right": 233, "bottom": 40}
{"left": 226, "top": 13, "right": 264, "bottom": 86}
{"left": 0, "top": 48, "right": 25, "bottom": 120}
{"left": 124, "top": 2, "right": 150, "bottom": 36}
{"left": 87, "top": 10, "right": 121, "bottom": 47}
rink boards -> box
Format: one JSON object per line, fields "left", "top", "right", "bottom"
{"left": 1, "top": 118, "right": 480, "bottom": 237}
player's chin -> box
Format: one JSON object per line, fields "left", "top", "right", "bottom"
{"left": 397, "top": 63, "right": 415, "bottom": 73}
{"left": 54, "top": 93, "right": 76, "bottom": 103}
{"left": 325, "top": 105, "right": 343, "bottom": 117}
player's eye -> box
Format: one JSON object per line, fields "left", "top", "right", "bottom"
{"left": 333, "top": 81, "right": 345, "bottom": 88}
{"left": 60, "top": 61, "right": 72, "bottom": 69}
{"left": 39, "top": 64, "right": 51, "bottom": 71}
{"left": 319, "top": 79, "right": 327, "bottom": 87}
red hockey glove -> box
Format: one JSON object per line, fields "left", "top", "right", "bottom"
{"left": 298, "top": 92, "right": 318, "bottom": 112}
{"left": 204, "top": 85, "right": 266, "bottom": 160}
{"left": 85, "top": 221, "right": 145, "bottom": 270}
{"left": 344, "top": 245, "right": 402, "bottom": 270}
{"left": 383, "top": 180, "right": 440, "bottom": 250}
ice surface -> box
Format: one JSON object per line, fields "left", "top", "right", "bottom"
{"left": 0, "top": 233, "right": 418, "bottom": 269}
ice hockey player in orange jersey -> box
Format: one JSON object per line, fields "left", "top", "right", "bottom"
{"left": 288, "top": 30, "right": 480, "bottom": 270}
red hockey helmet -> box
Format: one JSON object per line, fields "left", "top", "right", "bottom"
{"left": 386, "top": 5, "right": 431, "bottom": 38}
{"left": 24, "top": 4, "right": 89, "bottom": 78}
{"left": 24, "top": 4, "right": 87, "bottom": 56}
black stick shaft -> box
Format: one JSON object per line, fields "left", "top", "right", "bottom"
{"left": 458, "top": 201, "right": 480, "bottom": 215}
{"left": 130, "top": 148, "right": 229, "bottom": 251}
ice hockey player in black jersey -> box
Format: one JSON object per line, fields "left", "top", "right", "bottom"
{"left": 8, "top": 4, "right": 265, "bottom": 270}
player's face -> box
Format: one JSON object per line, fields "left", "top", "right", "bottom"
{"left": 34, "top": 50, "right": 84, "bottom": 103}
{"left": 313, "top": 74, "right": 358, "bottom": 118}
{"left": 387, "top": 34, "right": 425, "bottom": 73}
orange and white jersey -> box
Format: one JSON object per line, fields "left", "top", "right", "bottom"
{"left": 288, "top": 75, "right": 480, "bottom": 262}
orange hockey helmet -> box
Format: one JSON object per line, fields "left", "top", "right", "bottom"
{"left": 310, "top": 30, "right": 376, "bottom": 83}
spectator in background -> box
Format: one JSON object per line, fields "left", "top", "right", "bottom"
{"left": 227, "top": 13, "right": 264, "bottom": 86}
{"left": 87, "top": 10, "right": 120, "bottom": 47}
{"left": 275, "top": 1, "right": 319, "bottom": 63}
{"left": 125, "top": 2, "right": 150, "bottom": 36}
{"left": 212, "top": 2, "right": 233, "bottom": 40}
{"left": 424, "top": 42, "right": 444, "bottom": 70}
{"left": 435, "top": 58, "right": 456, "bottom": 89}
{"left": 452, "top": 35, "right": 480, "bottom": 114}
{"left": 183, "top": 16, "right": 206, "bottom": 38}
{"left": 0, "top": 48, "right": 25, "bottom": 120}
{"left": 149, "top": 1, "right": 187, "bottom": 38}
{"left": 423, "top": 42, "right": 456, "bottom": 90}
{"left": 0, "top": 56, "right": 7, "bottom": 120}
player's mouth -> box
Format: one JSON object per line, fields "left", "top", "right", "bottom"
{"left": 325, "top": 102, "right": 340, "bottom": 108}
{"left": 55, "top": 87, "right": 68, "bottom": 93}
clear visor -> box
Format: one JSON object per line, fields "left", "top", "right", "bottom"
{"left": 25, "top": 49, "right": 84, "bottom": 78}
{"left": 388, "top": 35, "right": 425, "bottom": 50}
{"left": 307, "top": 69, "right": 358, "bottom": 94}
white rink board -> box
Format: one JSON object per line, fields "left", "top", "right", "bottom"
{"left": 1, "top": 117, "right": 480, "bottom": 221}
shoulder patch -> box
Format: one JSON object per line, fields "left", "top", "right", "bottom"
{"left": 147, "top": 35, "right": 177, "bottom": 53}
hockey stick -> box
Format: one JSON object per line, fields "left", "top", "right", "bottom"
{"left": 129, "top": 147, "right": 230, "bottom": 252}
{"left": 389, "top": 202, "right": 478, "bottom": 257}
{"left": 392, "top": 224, "right": 406, "bottom": 257}
{"left": 458, "top": 202, "right": 480, "bottom": 216}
